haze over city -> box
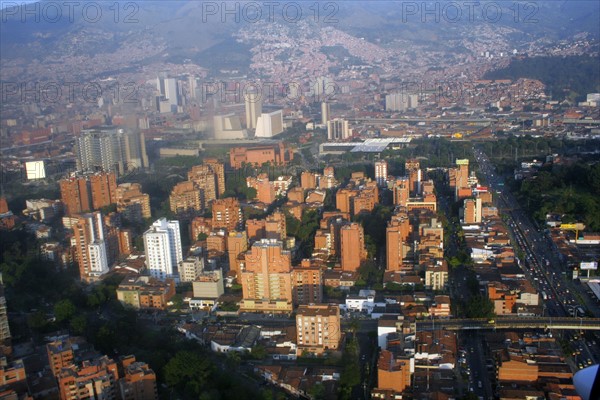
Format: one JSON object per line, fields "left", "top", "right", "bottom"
{"left": 0, "top": 1, "right": 599, "bottom": 400}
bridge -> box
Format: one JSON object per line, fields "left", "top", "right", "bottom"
{"left": 416, "top": 317, "right": 600, "bottom": 331}
{"left": 346, "top": 117, "right": 496, "bottom": 125}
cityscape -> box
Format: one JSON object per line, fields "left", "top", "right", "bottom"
{"left": 0, "top": 1, "right": 599, "bottom": 400}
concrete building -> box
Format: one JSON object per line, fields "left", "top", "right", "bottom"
{"left": 117, "top": 275, "right": 176, "bottom": 310}
{"left": 0, "top": 276, "right": 11, "bottom": 356}
{"left": 75, "top": 127, "right": 148, "bottom": 174}
{"left": 169, "top": 181, "right": 202, "bottom": 213}
{"left": 245, "top": 91, "right": 262, "bottom": 130}
{"left": 229, "top": 143, "right": 293, "bottom": 169}
{"left": 375, "top": 160, "right": 388, "bottom": 187}
{"left": 227, "top": 231, "right": 248, "bottom": 277}
{"left": 178, "top": 256, "right": 204, "bottom": 283}
{"left": 292, "top": 263, "right": 323, "bottom": 305}
{"left": 214, "top": 114, "right": 247, "bottom": 139}
{"left": 203, "top": 158, "right": 225, "bottom": 197}
{"left": 212, "top": 198, "right": 241, "bottom": 231}
{"left": 143, "top": 219, "right": 183, "bottom": 281}
{"left": 240, "top": 239, "right": 293, "bottom": 313}
{"left": 376, "top": 350, "right": 413, "bottom": 394}
{"left": 116, "top": 183, "right": 151, "bottom": 223}
{"left": 391, "top": 177, "right": 410, "bottom": 207}
{"left": 321, "top": 102, "right": 330, "bottom": 125}
{"left": 60, "top": 172, "right": 117, "bottom": 216}
{"left": 58, "top": 356, "right": 119, "bottom": 400}
{"left": 424, "top": 261, "right": 449, "bottom": 291}
{"left": 386, "top": 213, "right": 411, "bottom": 272}
{"left": 463, "top": 197, "right": 482, "bottom": 224}
{"left": 327, "top": 118, "right": 351, "bottom": 141}
{"left": 296, "top": 304, "right": 341, "bottom": 356}
{"left": 187, "top": 164, "right": 217, "bottom": 208}
{"left": 156, "top": 76, "right": 179, "bottom": 110}
{"left": 118, "top": 356, "right": 158, "bottom": 400}
{"left": 73, "top": 212, "right": 110, "bottom": 282}
{"left": 46, "top": 336, "right": 92, "bottom": 377}
{"left": 192, "top": 269, "right": 224, "bottom": 300}
{"left": 340, "top": 223, "right": 367, "bottom": 272}
{"left": 255, "top": 110, "right": 284, "bottom": 138}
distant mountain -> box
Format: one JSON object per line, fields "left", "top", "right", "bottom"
{"left": 1, "top": 0, "right": 598, "bottom": 81}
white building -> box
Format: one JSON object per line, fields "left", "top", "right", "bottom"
{"left": 245, "top": 91, "right": 263, "bottom": 130}
{"left": 24, "top": 160, "right": 46, "bottom": 180}
{"left": 374, "top": 160, "right": 388, "bottom": 187}
{"left": 213, "top": 114, "right": 247, "bottom": 139}
{"left": 321, "top": 101, "right": 330, "bottom": 125}
{"left": 327, "top": 118, "right": 351, "bottom": 141}
{"left": 345, "top": 290, "right": 376, "bottom": 313}
{"left": 144, "top": 218, "right": 183, "bottom": 281}
{"left": 74, "top": 212, "right": 109, "bottom": 280}
{"left": 255, "top": 110, "right": 284, "bottom": 138}
{"left": 178, "top": 256, "right": 204, "bottom": 283}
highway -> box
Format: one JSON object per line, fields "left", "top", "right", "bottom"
{"left": 474, "top": 145, "right": 600, "bottom": 369}
{"left": 416, "top": 317, "right": 600, "bottom": 331}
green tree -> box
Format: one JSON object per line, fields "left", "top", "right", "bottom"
{"left": 54, "top": 299, "right": 76, "bottom": 323}
{"left": 164, "top": 351, "right": 214, "bottom": 397}
{"left": 70, "top": 314, "right": 87, "bottom": 335}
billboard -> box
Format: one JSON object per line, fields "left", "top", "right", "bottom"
{"left": 580, "top": 261, "right": 598, "bottom": 270}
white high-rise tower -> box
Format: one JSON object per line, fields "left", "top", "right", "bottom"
{"left": 144, "top": 218, "right": 183, "bottom": 281}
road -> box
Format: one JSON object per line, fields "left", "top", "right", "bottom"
{"left": 474, "top": 145, "right": 600, "bottom": 368}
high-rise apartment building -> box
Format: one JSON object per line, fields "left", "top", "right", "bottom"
{"left": 375, "top": 160, "right": 388, "bottom": 187}
{"left": 143, "top": 219, "right": 183, "bottom": 281}
{"left": 187, "top": 164, "right": 217, "bottom": 207}
{"left": 75, "top": 127, "right": 148, "bottom": 175}
{"left": 0, "top": 275, "right": 11, "bottom": 356}
{"left": 73, "top": 212, "right": 110, "bottom": 282}
{"left": 245, "top": 91, "right": 262, "bottom": 130}
{"left": 116, "top": 183, "right": 151, "bottom": 223}
{"left": 301, "top": 171, "right": 319, "bottom": 190}
{"left": 60, "top": 172, "right": 117, "bottom": 216}
{"left": 227, "top": 231, "right": 248, "bottom": 277}
{"left": 203, "top": 158, "right": 225, "bottom": 197}
{"left": 463, "top": 197, "right": 482, "bottom": 224}
{"left": 385, "top": 92, "right": 418, "bottom": 112}
{"left": 327, "top": 118, "right": 350, "bottom": 141}
{"left": 340, "top": 223, "right": 367, "bottom": 272}
{"left": 89, "top": 172, "right": 117, "bottom": 211}
{"left": 46, "top": 336, "right": 89, "bottom": 377}
{"left": 240, "top": 239, "right": 293, "bottom": 313}
{"left": 212, "top": 198, "right": 241, "bottom": 231}
{"left": 119, "top": 356, "right": 158, "bottom": 400}
{"left": 386, "top": 213, "right": 411, "bottom": 271}
{"left": 169, "top": 181, "right": 202, "bottom": 213}
{"left": 392, "top": 177, "right": 410, "bottom": 206}
{"left": 296, "top": 304, "right": 341, "bottom": 356}
{"left": 58, "top": 356, "right": 119, "bottom": 400}
{"left": 292, "top": 264, "right": 323, "bottom": 305}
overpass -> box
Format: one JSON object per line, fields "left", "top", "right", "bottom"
{"left": 346, "top": 117, "right": 496, "bottom": 125}
{"left": 416, "top": 317, "right": 600, "bottom": 331}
